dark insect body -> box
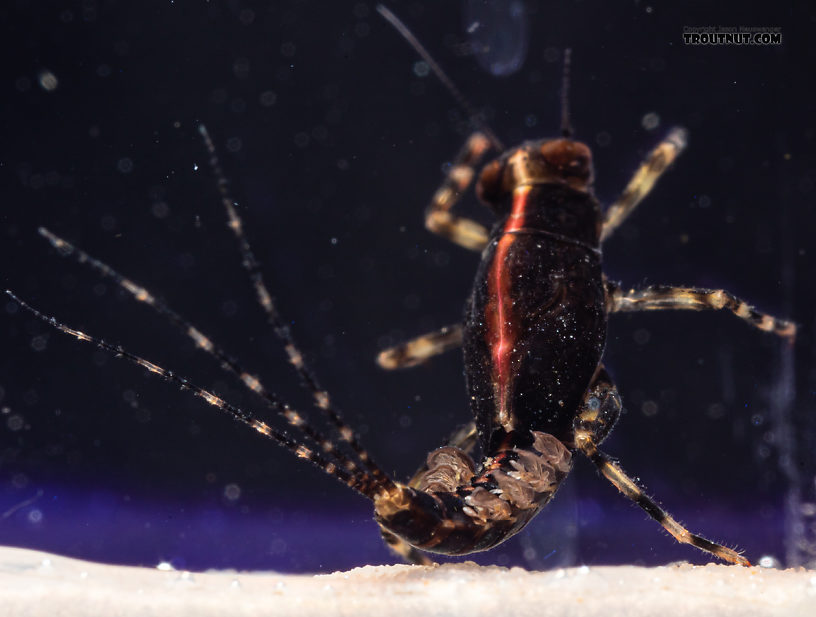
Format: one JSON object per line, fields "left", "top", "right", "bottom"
{"left": 7, "top": 7, "right": 796, "bottom": 568}
{"left": 465, "top": 144, "right": 606, "bottom": 455}
{"left": 372, "top": 6, "right": 795, "bottom": 565}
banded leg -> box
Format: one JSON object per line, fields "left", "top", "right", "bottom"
{"left": 600, "top": 127, "right": 688, "bottom": 242}
{"left": 573, "top": 370, "right": 748, "bottom": 565}
{"left": 6, "top": 291, "right": 387, "bottom": 499}
{"left": 377, "top": 324, "right": 463, "bottom": 369}
{"left": 576, "top": 434, "right": 749, "bottom": 566}
{"left": 380, "top": 421, "right": 478, "bottom": 565}
{"left": 199, "top": 125, "right": 392, "bottom": 488}
{"left": 425, "top": 132, "right": 494, "bottom": 251}
{"left": 608, "top": 283, "right": 796, "bottom": 341}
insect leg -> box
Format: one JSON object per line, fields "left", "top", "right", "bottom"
{"left": 5, "top": 291, "right": 386, "bottom": 499}
{"left": 576, "top": 433, "right": 750, "bottom": 566}
{"left": 600, "top": 127, "right": 688, "bottom": 242}
{"left": 573, "top": 370, "right": 749, "bottom": 565}
{"left": 377, "top": 133, "right": 492, "bottom": 370}
{"left": 425, "top": 132, "right": 494, "bottom": 251}
{"left": 608, "top": 283, "right": 796, "bottom": 341}
{"left": 198, "top": 125, "right": 392, "bottom": 487}
{"left": 377, "top": 323, "right": 463, "bottom": 369}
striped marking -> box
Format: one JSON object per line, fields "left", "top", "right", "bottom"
{"left": 198, "top": 125, "right": 391, "bottom": 489}
{"left": 6, "top": 289, "right": 382, "bottom": 498}
{"left": 601, "top": 127, "right": 688, "bottom": 242}
{"left": 576, "top": 431, "right": 750, "bottom": 566}
{"left": 36, "top": 228, "right": 381, "bottom": 484}
{"left": 198, "top": 124, "right": 392, "bottom": 487}
{"left": 188, "top": 327, "right": 215, "bottom": 352}
{"left": 376, "top": 324, "right": 464, "bottom": 369}
{"left": 424, "top": 132, "right": 493, "bottom": 252}
{"left": 611, "top": 285, "right": 796, "bottom": 341}
{"left": 485, "top": 185, "right": 532, "bottom": 431}
{"left": 425, "top": 210, "right": 490, "bottom": 251}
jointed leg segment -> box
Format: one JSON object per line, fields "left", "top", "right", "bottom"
{"left": 601, "top": 127, "right": 688, "bottom": 242}
{"left": 574, "top": 369, "right": 749, "bottom": 565}
{"left": 377, "top": 324, "right": 463, "bottom": 369}
{"left": 576, "top": 434, "right": 750, "bottom": 566}
{"left": 608, "top": 283, "right": 796, "bottom": 341}
{"left": 425, "top": 132, "right": 493, "bottom": 251}
{"left": 376, "top": 132, "right": 493, "bottom": 370}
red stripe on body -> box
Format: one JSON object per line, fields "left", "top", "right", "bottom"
{"left": 485, "top": 185, "right": 532, "bottom": 429}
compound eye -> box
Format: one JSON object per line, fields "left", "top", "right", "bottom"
{"left": 476, "top": 159, "right": 506, "bottom": 206}
{"left": 540, "top": 140, "right": 593, "bottom": 185}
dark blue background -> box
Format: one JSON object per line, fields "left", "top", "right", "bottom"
{"left": 1, "top": 1, "right": 814, "bottom": 572}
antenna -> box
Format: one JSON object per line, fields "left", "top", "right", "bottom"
{"left": 376, "top": 4, "right": 504, "bottom": 151}
{"left": 560, "top": 48, "right": 573, "bottom": 138}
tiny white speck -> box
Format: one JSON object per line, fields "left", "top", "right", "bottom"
{"left": 758, "top": 555, "right": 779, "bottom": 568}
{"left": 156, "top": 561, "right": 175, "bottom": 571}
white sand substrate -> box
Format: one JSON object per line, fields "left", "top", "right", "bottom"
{"left": 1, "top": 546, "right": 814, "bottom": 617}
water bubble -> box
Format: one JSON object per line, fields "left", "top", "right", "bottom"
{"left": 413, "top": 61, "right": 430, "bottom": 77}
{"left": 224, "top": 483, "right": 241, "bottom": 501}
{"left": 641, "top": 112, "right": 660, "bottom": 130}
{"left": 595, "top": 131, "right": 612, "bottom": 147}
{"left": 641, "top": 400, "right": 658, "bottom": 416}
{"left": 7, "top": 414, "right": 24, "bottom": 431}
{"left": 259, "top": 90, "right": 277, "bottom": 107}
{"left": 463, "top": 0, "right": 529, "bottom": 77}
{"left": 226, "top": 136, "right": 243, "bottom": 153}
